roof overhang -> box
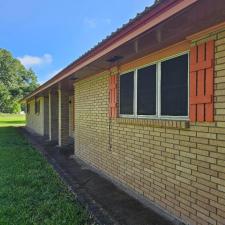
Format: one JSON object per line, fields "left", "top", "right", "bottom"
{"left": 22, "top": 0, "right": 225, "bottom": 102}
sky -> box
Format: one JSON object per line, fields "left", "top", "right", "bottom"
{"left": 0, "top": 0, "right": 154, "bottom": 84}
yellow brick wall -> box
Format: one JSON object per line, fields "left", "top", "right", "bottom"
{"left": 74, "top": 29, "right": 225, "bottom": 225}
{"left": 69, "top": 95, "right": 74, "bottom": 138}
{"left": 26, "top": 97, "right": 44, "bottom": 136}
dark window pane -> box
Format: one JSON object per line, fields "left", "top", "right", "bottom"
{"left": 35, "top": 100, "right": 40, "bottom": 114}
{"left": 27, "top": 103, "right": 30, "bottom": 113}
{"left": 137, "top": 64, "right": 156, "bottom": 115}
{"left": 161, "top": 54, "right": 188, "bottom": 116}
{"left": 120, "top": 72, "right": 134, "bottom": 114}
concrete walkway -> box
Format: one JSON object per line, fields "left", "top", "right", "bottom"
{"left": 20, "top": 128, "right": 182, "bottom": 225}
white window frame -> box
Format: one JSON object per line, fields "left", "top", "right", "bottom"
{"left": 119, "top": 51, "right": 189, "bottom": 120}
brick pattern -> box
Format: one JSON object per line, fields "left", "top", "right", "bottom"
{"left": 44, "top": 96, "right": 49, "bottom": 136}
{"left": 117, "top": 118, "right": 189, "bottom": 129}
{"left": 26, "top": 97, "right": 44, "bottom": 135}
{"left": 59, "top": 90, "right": 70, "bottom": 146}
{"left": 69, "top": 95, "right": 74, "bottom": 138}
{"left": 74, "top": 29, "right": 225, "bottom": 225}
{"left": 50, "top": 92, "right": 58, "bottom": 141}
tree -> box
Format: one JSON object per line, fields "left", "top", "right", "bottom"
{"left": 0, "top": 48, "right": 39, "bottom": 113}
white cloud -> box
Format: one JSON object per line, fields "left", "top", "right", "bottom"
{"left": 17, "top": 53, "right": 53, "bottom": 68}
{"left": 84, "top": 18, "right": 97, "bottom": 28}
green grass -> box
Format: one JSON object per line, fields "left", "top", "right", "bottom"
{"left": 0, "top": 113, "right": 26, "bottom": 127}
{"left": 0, "top": 116, "right": 90, "bottom": 225}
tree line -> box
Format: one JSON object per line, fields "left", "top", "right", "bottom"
{"left": 0, "top": 48, "right": 39, "bottom": 113}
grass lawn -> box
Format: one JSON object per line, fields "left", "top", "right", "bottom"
{"left": 0, "top": 115, "right": 90, "bottom": 225}
{"left": 0, "top": 113, "right": 26, "bottom": 127}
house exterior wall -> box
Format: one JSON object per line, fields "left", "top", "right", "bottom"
{"left": 74, "top": 28, "right": 225, "bottom": 225}
{"left": 69, "top": 95, "right": 74, "bottom": 138}
{"left": 50, "top": 91, "right": 58, "bottom": 141}
{"left": 59, "top": 90, "right": 70, "bottom": 146}
{"left": 44, "top": 96, "right": 49, "bottom": 136}
{"left": 26, "top": 97, "right": 44, "bottom": 136}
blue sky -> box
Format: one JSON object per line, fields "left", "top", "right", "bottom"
{"left": 0, "top": 0, "right": 154, "bottom": 84}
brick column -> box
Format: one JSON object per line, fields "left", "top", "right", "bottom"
{"left": 49, "top": 91, "right": 58, "bottom": 142}
{"left": 48, "top": 91, "right": 52, "bottom": 140}
{"left": 58, "top": 88, "right": 70, "bottom": 146}
{"left": 44, "top": 96, "right": 49, "bottom": 137}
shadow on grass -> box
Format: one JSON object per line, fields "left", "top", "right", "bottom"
{"left": 0, "top": 120, "right": 25, "bottom": 124}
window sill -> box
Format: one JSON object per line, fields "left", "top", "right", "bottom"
{"left": 116, "top": 117, "right": 189, "bottom": 129}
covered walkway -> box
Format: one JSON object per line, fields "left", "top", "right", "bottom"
{"left": 20, "top": 127, "right": 181, "bottom": 225}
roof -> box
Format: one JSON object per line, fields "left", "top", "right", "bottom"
{"left": 22, "top": 0, "right": 198, "bottom": 101}
{"left": 72, "top": 0, "right": 164, "bottom": 66}
{"left": 45, "top": 0, "right": 167, "bottom": 80}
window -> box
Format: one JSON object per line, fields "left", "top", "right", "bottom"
{"left": 120, "top": 71, "right": 134, "bottom": 114}
{"left": 119, "top": 53, "right": 189, "bottom": 119}
{"left": 35, "top": 100, "right": 40, "bottom": 114}
{"left": 137, "top": 64, "right": 156, "bottom": 115}
{"left": 27, "top": 103, "right": 30, "bottom": 114}
{"left": 161, "top": 54, "right": 188, "bottom": 116}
